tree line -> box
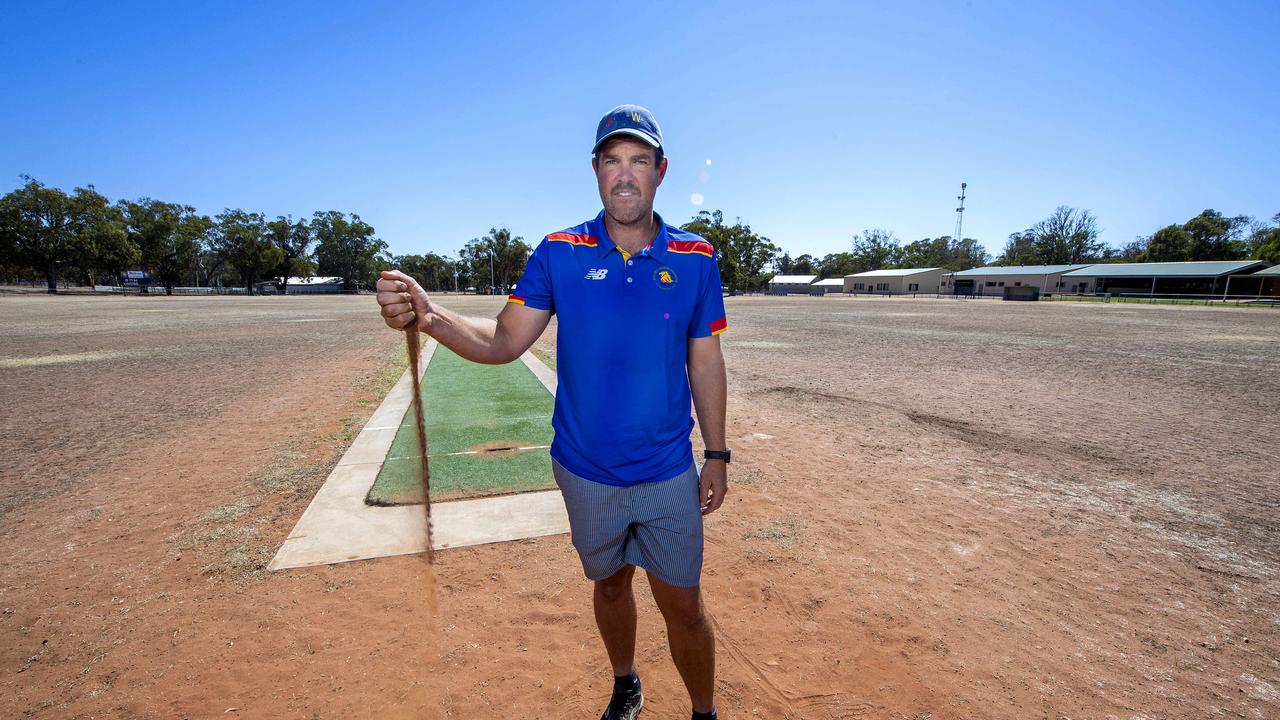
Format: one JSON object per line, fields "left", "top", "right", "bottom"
{"left": 0, "top": 176, "right": 388, "bottom": 294}
{"left": 993, "top": 206, "right": 1280, "bottom": 267}
{"left": 7, "top": 175, "right": 1275, "bottom": 296}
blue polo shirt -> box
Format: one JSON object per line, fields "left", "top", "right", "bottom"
{"left": 509, "top": 210, "right": 727, "bottom": 486}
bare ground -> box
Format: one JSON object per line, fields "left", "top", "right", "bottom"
{"left": 1, "top": 293, "right": 1277, "bottom": 719}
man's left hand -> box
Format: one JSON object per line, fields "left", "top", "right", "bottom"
{"left": 699, "top": 460, "right": 728, "bottom": 515}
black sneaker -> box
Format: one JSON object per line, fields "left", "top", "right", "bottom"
{"left": 600, "top": 677, "right": 643, "bottom": 720}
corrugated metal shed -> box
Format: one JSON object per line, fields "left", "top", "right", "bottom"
{"left": 950, "top": 264, "right": 1091, "bottom": 276}
{"left": 770, "top": 275, "right": 818, "bottom": 284}
{"left": 812, "top": 278, "right": 845, "bottom": 286}
{"left": 1062, "top": 261, "right": 1265, "bottom": 277}
{"left": 845, "top": 267, "right": 941, "bottom": 278}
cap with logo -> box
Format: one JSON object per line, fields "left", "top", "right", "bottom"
{"left": 593, "top": 104, "right": 663, "bottom": 154}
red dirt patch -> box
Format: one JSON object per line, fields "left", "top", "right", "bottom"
{"left": 1, "top": 293, "right": 1277, "bottom": 718}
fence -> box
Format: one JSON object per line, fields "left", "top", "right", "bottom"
{"left": 1041, "top": 292, "right": 1279, "bottom": 308}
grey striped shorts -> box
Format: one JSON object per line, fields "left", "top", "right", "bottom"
{"left": 552, "top": 458, "right": 704, "bottom": 588}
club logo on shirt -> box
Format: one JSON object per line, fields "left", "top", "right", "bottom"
{"left": 654, "top": 266, "right": 677, "bottom": 290}
{"left": 585, "top": 268, "right": 608, "bottom": 280}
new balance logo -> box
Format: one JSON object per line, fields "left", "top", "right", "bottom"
{"left": 585, "top": 269, "right": 608, "bottom": 280}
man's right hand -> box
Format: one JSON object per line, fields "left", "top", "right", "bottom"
{"left": 376, "top": 270, "right": 431, "bottom": 332}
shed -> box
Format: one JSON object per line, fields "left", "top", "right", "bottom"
{"left": 1060, "top": 261, "right": 1268, "bottom": 296}
{"left": 942, "top": 265, "right": 1092, "bottom": 296}
{"left": 843, "top": 268, "right": 943, "bottom": 295}
{"left": 768, "top": 274, "right": 818, "bottom": 295}
{"left": 810, "top": 278, "right": 846, "bottom": 295}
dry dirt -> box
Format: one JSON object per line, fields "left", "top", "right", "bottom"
{"left": 1, "top": 292, "right": 1277, "bottom": 719}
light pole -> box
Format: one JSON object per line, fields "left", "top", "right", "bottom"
{"left": 489, "top": 248, "right": 495, "bottom": 295}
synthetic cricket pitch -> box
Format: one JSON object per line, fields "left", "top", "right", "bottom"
{"left": 267, "top": 338, "right": 569, "bottom": 570}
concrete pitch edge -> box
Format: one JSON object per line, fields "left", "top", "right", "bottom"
{"left": 268, "top": 337, "right": 569, "bottom": 571}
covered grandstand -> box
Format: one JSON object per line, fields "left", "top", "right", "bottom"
{"left": 1060, "top": 261, "right": 1269, "bottom": 296}
{"left": 942, "top": 265, "right": 1091, "bottom": 296}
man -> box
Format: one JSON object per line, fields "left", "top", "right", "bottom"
{"left": 376, "top": 104, "right": 729, "bottom": 720}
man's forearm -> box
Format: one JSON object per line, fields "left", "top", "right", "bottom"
{"left": 422, "top": 303, "right": 518, "bottom": 365}
{"left": 688, "top": 352, "right": 727, "bottom": 451}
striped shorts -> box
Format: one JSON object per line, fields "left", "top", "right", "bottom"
{"left": 552, "top": 458, "right": 704, "bottom": 588}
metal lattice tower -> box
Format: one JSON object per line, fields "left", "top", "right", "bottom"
{"left": 954, "top": 182, "right": 967, "bottom": 242}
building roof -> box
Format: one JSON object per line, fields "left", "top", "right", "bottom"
{"left": 288, "top": 276, "right": 343, "bottom": 285}
{"left": 770, "top": 275, "right": 818, "bottom": 284}
{"left": 812, "top": 278, "right": 845, "bottom": 286}
{"left": 1235, "top": 263, "right": 1278, "bottom": 276}
{"left": 950, "top": 264, "right": 1092, "bottom": 277}
{"left": 844, "top": 267, "right": 941, "bottom": 278}
{"left": 1062, "top": 261, "right": 1266, "bottom": 278}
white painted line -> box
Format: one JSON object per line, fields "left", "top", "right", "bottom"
{"left": 519, "top": 350, "right": 557, "bottom": 395}
{"left": 268, "top": 336, "right": 569, "bottom": 571}
{"left": 384, "top": 444, "right": 551, "bottom": 461}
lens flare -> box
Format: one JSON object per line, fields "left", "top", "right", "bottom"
{"left": 690, "top": 192, "right": 705, "bottom": 206}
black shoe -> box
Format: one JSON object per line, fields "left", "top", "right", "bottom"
{"left": 600, "top": 678, "right": 643, "bottom": 720}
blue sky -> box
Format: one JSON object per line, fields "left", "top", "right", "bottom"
{"left": 3, "top": 1, "right": 1278, "bottom": 261}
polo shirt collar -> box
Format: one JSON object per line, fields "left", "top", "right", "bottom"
{"left": 591, "top": 209, "right": 670, "bottom": 260}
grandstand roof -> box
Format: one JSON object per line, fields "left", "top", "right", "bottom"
{"left": 1062, "top": 261, "right": 1266, "bottom": 277}
{"left": 951, "top": 264, "right": 1091, "bottom": 277}
{"left": 770, "top": 275, "right": 818, "bottom": 284}
{"left": 1237, "top": 264, "right": 1279, "bottom": 276}
{"left": 844, "top": 268, "right": 941, "bottom": 278}
{"left": 812, "top": 278, "right": 845, "bottom": 286}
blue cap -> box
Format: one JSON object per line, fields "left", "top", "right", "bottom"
{"left": 593, "top": 104, "right": 663, "bottom": 154}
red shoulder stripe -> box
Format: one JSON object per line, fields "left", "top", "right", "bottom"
{"left": 668, "top": 239, "right": 714, "bottom": 257}
{"left": 547, "top": 232, "right": 598, "bottom": 247}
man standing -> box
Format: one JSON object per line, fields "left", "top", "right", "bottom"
{"left": 376, "top": 105, "right": 729, "bottom": 720}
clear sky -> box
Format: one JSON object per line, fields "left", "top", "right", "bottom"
{"left": 3, "top": 1, "right": 1278, "bottom": 261}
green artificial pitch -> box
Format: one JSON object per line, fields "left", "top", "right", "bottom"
{"left": 365, "top": 345, "right": 556, "bottom": 505}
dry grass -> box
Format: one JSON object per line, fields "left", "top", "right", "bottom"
{"left": 171, "top": 336, "right": 409, "bottom": 581}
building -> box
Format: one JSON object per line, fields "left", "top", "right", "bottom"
{"left": 767, "top": 274, "right": 817, "bottom": 295}
{"left": 1060, "top": 261, "right": 1269, "bottom": 296}
{"left": 843, "top": 268, "right": 944, "bottom": 295}
{"left": 1225, "top": 264, "right": 1279, "bottom": 298}
{"left": 256, "top": 276, "right": 346, "bottom": 295}
{"left": 810, "top": 278, "right": 846, "bottom": 294}
{"left": 942, "top": 265, "right": 1092, "bottom": 296}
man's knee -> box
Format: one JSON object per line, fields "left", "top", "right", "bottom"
{"left": 594, "top": 565, "right": 635, "bottom": 602}
{"left": 652, "top": 581, "right": 708, "bottom": 631}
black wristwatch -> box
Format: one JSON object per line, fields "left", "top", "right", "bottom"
{"left": 704, "top": 449, "right": 731, "bottom": 464}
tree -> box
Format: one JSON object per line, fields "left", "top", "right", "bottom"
{"left": 849, "top": 229, "right": 900, "bottom": 272}
{"left": 1030, "top": 206, "right": 1103, "bottom": 264}
{"left": 120, "top": 198, "right": 209, "bottom": 294}
{"left": 791, "top": 254, "right": 816, "bottom": 275}
{"left": 1114, "top": 237, "right": 1148, "bottom": 262}
{"left": 995, "top": 231, "right": 1040, "bottom": 266}
{"left": 0, "top": 176, "right": 77, "bottom": 292}
{"left": 459, "top": 227, "right": 532, "bottom": 294}
{"left": 70, "top": 185, "right": 134, "bottom": 286}
{"left": 906, "top": 235, "right": 988, "bottom": 270}
{"left": 266, "top": 215, "right": 315, "bottom": 294}
{"left": 1249, "top": 213, "right": 1280, "bottom": 265}
{"left": 1139, "top": 224, "right": 1193, "bottom": 262}
{"left": 399, "top": 252, "right": 458, "bottom": 292}
{"left": 211, "top": 209, "right": 282, "bottom": 295}
{"left": 1183, "top": 209, "right": 1249, "bottom": 261}
{"left": 816, "top": 252, "right": 858, "bottom": 278}
{"left": 680, "top": 210, "right": 779, "bottom": 293}
{"left": 312, "top": 210, "right": 386, "bottom": 293}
